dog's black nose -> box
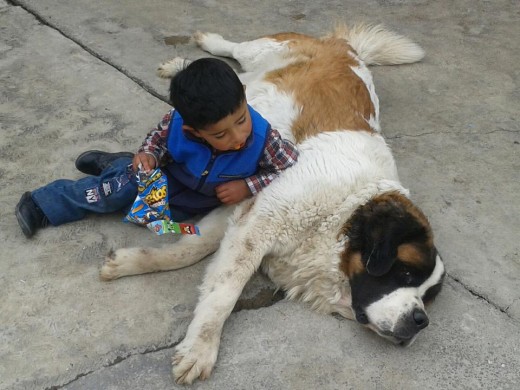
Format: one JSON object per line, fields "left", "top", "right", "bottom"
{"left": 355, "top": 311, "right": 369, "bottom": 324}
{"left": 412, "top": 308, "right": 429, "bottom": 329}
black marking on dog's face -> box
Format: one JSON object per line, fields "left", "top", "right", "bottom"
{"left": 349, "top": 252, "right": 437, "bottom": 319}
{"left": 361, "top": 254, "right": 445, "bottom": 345}
{"left": 340, "top": 192, "right": 445, "bottom": 344}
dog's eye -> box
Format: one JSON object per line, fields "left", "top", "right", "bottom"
{"left": 398, "top": 270, "right": 414, "bottom": 285}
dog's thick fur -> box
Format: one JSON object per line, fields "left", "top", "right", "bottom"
{"left": 100, "top": 24, "right": 445, "bottom": 384}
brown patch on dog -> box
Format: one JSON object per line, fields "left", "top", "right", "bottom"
{"left": 264, "top": 36, "right": 375, "bottom": 142}
{"left": 340, "top": 248, "right": 365, "bottom": 278}
{"left": 265, "top": 32, "right": 316, "bottom": 43}
{"left": 397, "top": 243, "right": 424, "bottom": 266}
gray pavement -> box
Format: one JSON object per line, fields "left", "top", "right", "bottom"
{"left": 0, "top": 0, "right": 518, "bottom": 389}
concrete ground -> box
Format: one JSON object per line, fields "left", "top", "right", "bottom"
{"left": 1, "top": 0, "right": 518, "bottom": 389}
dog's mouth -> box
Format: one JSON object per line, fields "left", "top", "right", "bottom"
{"left": 396, "top": 335, "right": 417, "bottom": 347}
{"left": 366, "top": 323, "right": 419, "bottom": 347}
{"left": 378, "top": 331, "right": 418, "bottom": 347}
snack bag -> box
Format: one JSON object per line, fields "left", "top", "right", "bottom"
{"left": 124, "top": 167, "right": 201, "bottom": 235}
{"left": 125, "top": 168, "right": 171, "bottom": 225}
{"left": 147, "top": 220, "right": 201, "bottom": 236}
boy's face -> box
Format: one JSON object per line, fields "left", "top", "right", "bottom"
{"left": 184, "top": 100, "right": 252, "bottom": 152}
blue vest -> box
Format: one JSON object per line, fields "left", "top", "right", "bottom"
{"left": 163, "top": 105, "right": 270, "bottom": 215}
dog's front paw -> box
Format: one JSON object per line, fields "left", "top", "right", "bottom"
{"left": 172, "top": 338, "right": 219, "bottom": 384}
{"left": 99, "top": 248, "right": 145, "bottom": 281}
{"left": 156, "top": 57, "right": 191, "bottom": 78}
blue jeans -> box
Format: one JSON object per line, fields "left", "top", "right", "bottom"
{"left": 31, "top": 157, "right": 194, "bottom": 226}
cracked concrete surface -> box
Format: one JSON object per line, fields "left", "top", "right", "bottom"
{"left": 1, "top": 0, "right": 519, "bottom": 389}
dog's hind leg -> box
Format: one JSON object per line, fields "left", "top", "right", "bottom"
{"left": 193, "top": 32, "right": 291, "bottom": 73}
{"left": 171, "top": 205, "right": 275, "bottom": 384}
{"left": 193, "top": 31, "right": 238, "bottom": 58}
{"left": 99, "top": 205, "right": 234, "bottom": 281}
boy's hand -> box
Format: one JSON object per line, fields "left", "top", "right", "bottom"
{"left": 215, "top": 180, "right": 251, "bottom": 205}
{"left": 132, "top": 152, "right": 156, "bottom": 173}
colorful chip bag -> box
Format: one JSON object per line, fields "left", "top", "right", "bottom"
{"left": 124, "top": 167, "right": 200, "bottom": 235}
{"left": 125, "top": 167, "right": 170, "bottom": 225}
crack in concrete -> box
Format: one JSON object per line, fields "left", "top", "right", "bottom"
{"left": 12, "top": 0, "right": 519, "bottom": 145}
{"left": 43, "top": 337, "right": 184, "bottom": 389}
{"left": 41, "top": 288, "right": 284, "bottom": 389}
{"left": 505, "top": 297, "right": 519, "bottom": 313}
{"left": 446, "top": 273, "right": 518, "bottom": 324}
{"left": 7, "top": 0, "right": 169, "bottom": 105}
{"left": 386, "top": 130, "right": 443, "bottom": 139}
{"left": 485, "top": 127, "right": 520, "bottom": 135}
{"left": 386, "top": 127, "right": 519, "bottom": 140}
{"left": 38, "top": 276, "right": 519, "bottom": 389}
{"left": 43, "top": 370, "right": 94, "bottom": 390}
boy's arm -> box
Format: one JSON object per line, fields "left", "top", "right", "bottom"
{"left": 245, "top": 128, "right": 299, "bottom": 195}
{"left": 137, "top": 110, "right": 173, "bottom": 167}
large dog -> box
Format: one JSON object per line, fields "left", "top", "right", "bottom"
{"left": 100, "top": 24, "right": 445, "bottom": 384}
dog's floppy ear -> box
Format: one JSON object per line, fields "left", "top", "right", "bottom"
{"left": 363, "top": 220, "right": 400, "bottom": 276}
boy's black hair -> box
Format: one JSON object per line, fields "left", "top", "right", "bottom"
{"left": 169, "top": 58, "right": 246, "bottom": 130}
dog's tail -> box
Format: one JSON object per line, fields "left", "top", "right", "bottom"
{"left": 331, "top": 23, "right": 425, "bottom": 65}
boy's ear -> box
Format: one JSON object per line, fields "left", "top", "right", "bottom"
{"left": 182, "top": 125, "right": 201, "bottom": 138}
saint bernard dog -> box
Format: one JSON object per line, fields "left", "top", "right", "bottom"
{"left": 100, "top": 24, "right": 446, "bottom": 384}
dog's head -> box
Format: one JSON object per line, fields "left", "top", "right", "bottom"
{"left": 341, "top": 191, "right": 445, "bottom": 346}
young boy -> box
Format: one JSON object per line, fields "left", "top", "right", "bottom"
{"left": 15, "top": 58, "right": 299, "bottom": 238}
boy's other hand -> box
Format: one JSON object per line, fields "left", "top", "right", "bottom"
{"left": 132, "top": 152, "right": 157, "bottom": 173}
{"left": 215, "top": 180, "right": 251, "bottom": 205}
